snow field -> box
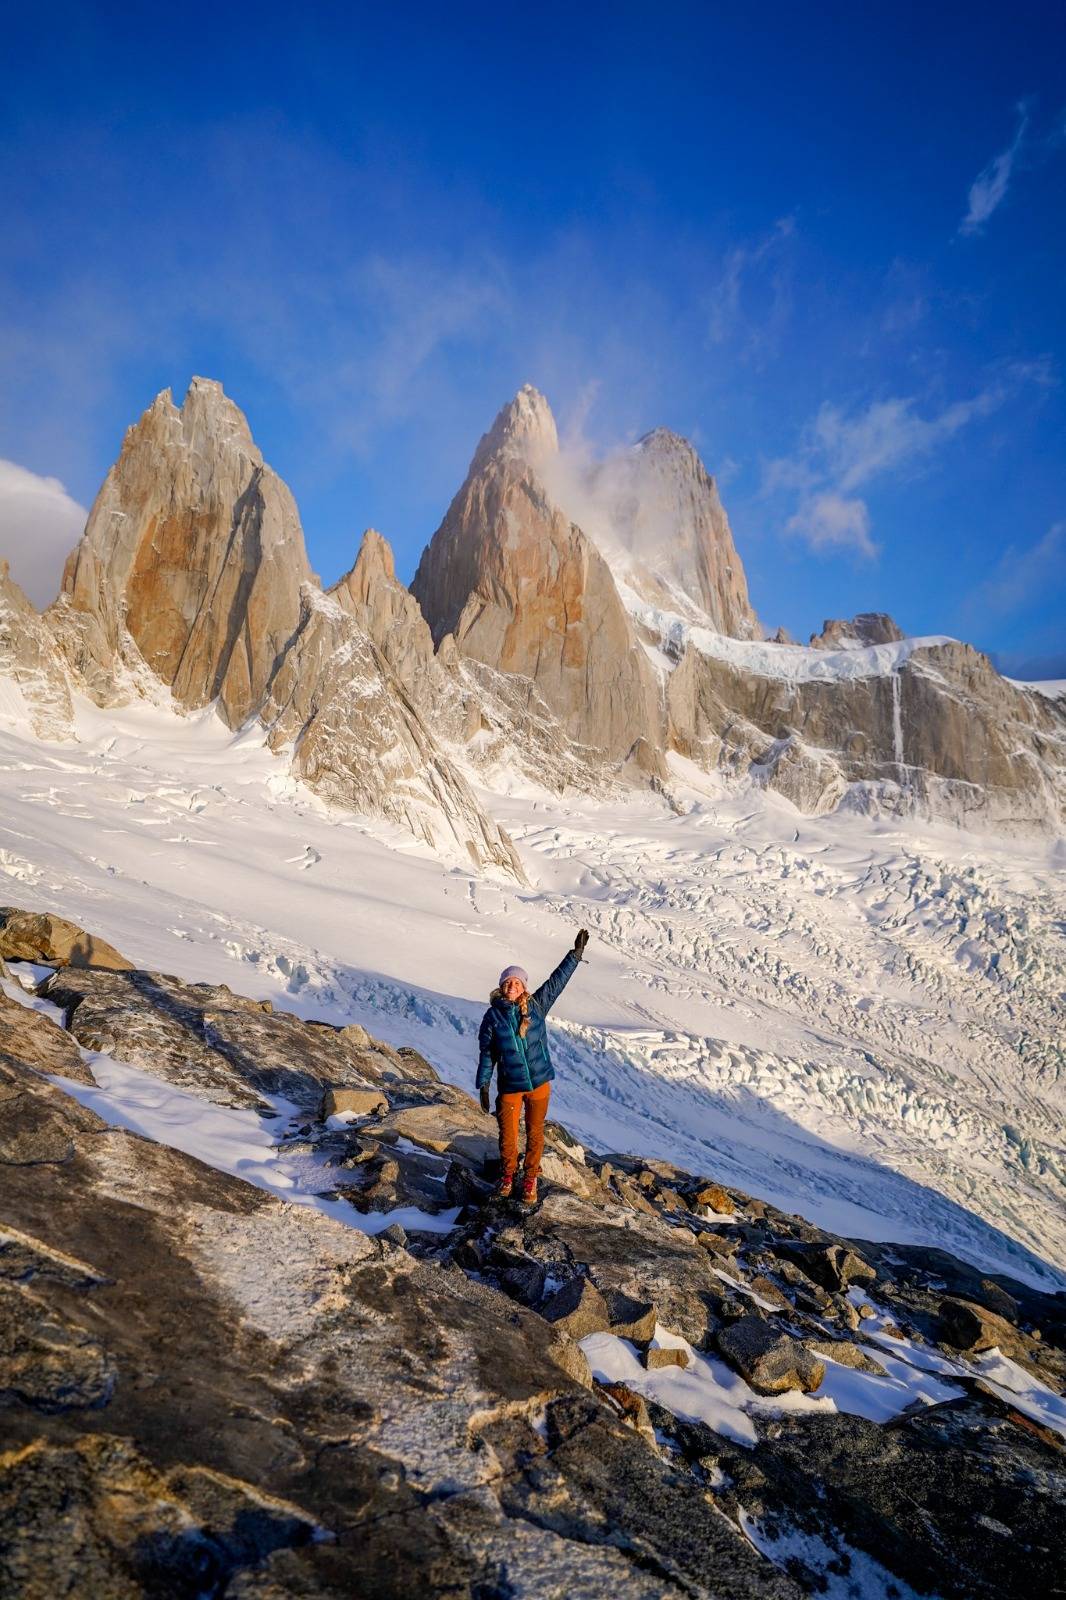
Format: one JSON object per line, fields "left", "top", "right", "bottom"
{"left": 0, "top": 690, "right": 1062, "bottom": 1288}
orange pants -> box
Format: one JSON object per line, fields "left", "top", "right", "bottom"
{"left": 496, "top": 1081, "right": 551, "bottom": 1181}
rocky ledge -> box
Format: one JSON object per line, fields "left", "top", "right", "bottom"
{"left": 0, "top": 910, "right": 1063, "bottom": 1598}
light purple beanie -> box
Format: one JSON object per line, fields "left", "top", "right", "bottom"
{"left": 499, "top": 964, "right": 529, "bottom": 987}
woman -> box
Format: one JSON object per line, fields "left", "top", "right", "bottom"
{"left": 477, "top": 929, "right": 589, "bottom": 1203}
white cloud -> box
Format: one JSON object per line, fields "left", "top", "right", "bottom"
{"left": 960, "top": 102, "right": 1030, "bottom": 235}
{"left": 812, "top": 387, "right": 1006, "bottom": 492}
{"left": 786, "top": 492, "right": 877, "bottom": 559}
{"left": 0, "top": 460, "right": 87, "bottom": 608}
{"left": 766, "top": 367, "right": 1045, "bottom": 562}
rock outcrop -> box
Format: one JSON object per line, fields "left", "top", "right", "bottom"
{"left": 0, "top": 914, "right": 1062, "bottom": 1598}
{"left": 258, "top": 584, "right": 524, "bottom": 875}
{"left": 335, "top": 527, "right": 613, "bottom": 797}
{"left": 0, "top": 908, "right": 132, "bottom": 972}
{"left": 810, "top": 612, "right": 905, "bottom": 650}
{"left": 666, "top": 632, "right": 1066, "bottom": 832}
{"left": 0, "top": 563, "right": 74, "bottom": 741}
{"left": 411, "top": 386, "right": 664, "bottom": 767}
{"left": 330, "top": 527, "right": 439, "bottom": 701}
{"left": 57, "top": 379, "right": 312, "bottom": 727}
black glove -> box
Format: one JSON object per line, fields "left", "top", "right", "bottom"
{"left": 479, "top": 1085, "right": 491, "bottom": 1115}
{"left": 574, "top": 928, "right": 589, "bottom": 960}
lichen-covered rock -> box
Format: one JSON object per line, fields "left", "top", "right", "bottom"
{"left": 0, "top": 1281, "right": 114, "bottom": 1411}
{"left": 0, "top": 988, "right": 94, "bottom": 1084}
{"left": 1, "top": 918, "right": 1063, "bottom": 1598}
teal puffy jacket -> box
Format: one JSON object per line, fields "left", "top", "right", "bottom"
{"left": 476, "top": 949, "right": 579, "bottom": 1094}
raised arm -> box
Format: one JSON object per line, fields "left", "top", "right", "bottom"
{"left": 532, "top": 931, "right": 589, "bottom": 1014}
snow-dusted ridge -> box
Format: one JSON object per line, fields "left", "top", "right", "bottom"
{"left": 619, "top": 577, "right": 956, "bottom": 680}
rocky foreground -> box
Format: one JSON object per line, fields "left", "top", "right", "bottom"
{"left": 1, "top": 908, "right": 1063, "bottom": 1598}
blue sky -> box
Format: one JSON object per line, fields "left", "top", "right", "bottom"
{"left": 3, "top": 2, "right": 1064, "bottom": 673}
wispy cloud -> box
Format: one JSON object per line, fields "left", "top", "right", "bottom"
{"left": 706, "top": 217, "right": 795, "bottom": 361}
{"left": 766, "top": 364, "right": 1049, "bottom": 560}
{"left": 786, "top": 492, "right": 876, "bottom": 559}
{"left": 960, "top": 101, "right": 1030, "bottom": 235}
{"left": 0, "top": 459, "right": 87, "bottom": 607}
{"left": 965, "top": 521, "right": 1064, "bottom": 621}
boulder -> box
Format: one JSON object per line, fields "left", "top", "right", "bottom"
{"left": 938, "top": 1298, "right": 1029, "bottom": 1359}
{"left": 547, "top": 1337, "right": 593, "bottom": 1389}
{"left": 644, "top": 1342, "right": 690, "bottom": 1371}
{"left": 692, "top": 1181, "right": 734, "bottom": 1214}
{"left": 539, "top": 1276, "right": 611, "bottom": 1340}
{"left": 0, "top": 988, "right": 94, "bottom": 1084}
{"left": 746, "top": 1275, "right": 790, "bottom": 1310}
{"left": 320, "top": 1085, "right": 388, "bottom": 1122}
{"left": 787, "top": 1243, "right": 876, "bottom": 1293}
{"left": 601, "top": 1288, "right": 659, "bottom": 1343}
{"left": 809, "top": 1339, "right": 888, "bottom": 1376}
{"left": 695, "top": 1229, "right": 740, "bottom": 1259}
{"left": 717, "top": 1316, "right": 826, "bottom": 1396}
{"left": 0, "top": 909, "right": 132, "bottom": 972}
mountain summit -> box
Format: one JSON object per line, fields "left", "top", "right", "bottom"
{"left": 411, "top": 387, "right": 664, "bottom": 768}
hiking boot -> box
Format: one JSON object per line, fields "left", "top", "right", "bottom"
{"left": 496, "top": 1173, "right": 515, "bottom": 1199}
{"left": 520, "top": 1175, "right": 538, "bottom": 1205}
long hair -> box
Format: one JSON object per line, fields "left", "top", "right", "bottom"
{"left": 516, "top": 989, "right": 530, "bottom": 1038}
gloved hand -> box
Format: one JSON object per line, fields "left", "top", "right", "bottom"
{"left": 479, "top": 1086, "right": 491, "bottom": 1115}
{"left": 574, "top": 928, "right": 589, "bottom": 960}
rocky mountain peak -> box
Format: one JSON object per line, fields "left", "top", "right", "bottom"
{"left": 329, "top": 528, "right": 438, "bottom": 694}
{"left": 57, "top": 375, "right": 310, "bottom": 727}
{"left": 471, "top": 383, "right": 559, "bottom": 471}
{"left": 636, "top": 426, "right": 703, "bottom": 468}
{"left": 411, "top": 388, "right": 663, "bottom": 767}
{"left": 339, "top": 527, "right": 397, "bottom": 589}
{"left": 177, "top": 375, "right": 260, "bottom": 457}
{"left": 810, "top": 613, "right": 905, "bottom": 651}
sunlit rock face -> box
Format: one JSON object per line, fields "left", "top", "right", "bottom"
{"left": 330, "top": 527, "right": 439, "bottom": 702}
{"left": 666, "top": 632, "right": 1066, "bottom": 833}
{"left": 411, "top": 386, "right": 665, "bottom": 768}
{"left": 57, "top": 378, "right": 311, "bottom": 727}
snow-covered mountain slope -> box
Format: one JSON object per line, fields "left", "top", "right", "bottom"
{"left": 1, "top": 690, "right": 1062, "bottom": 1290}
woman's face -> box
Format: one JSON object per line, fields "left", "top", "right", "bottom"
{"left": 501, "top": 976, "right": 525, "bottom": 1002}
